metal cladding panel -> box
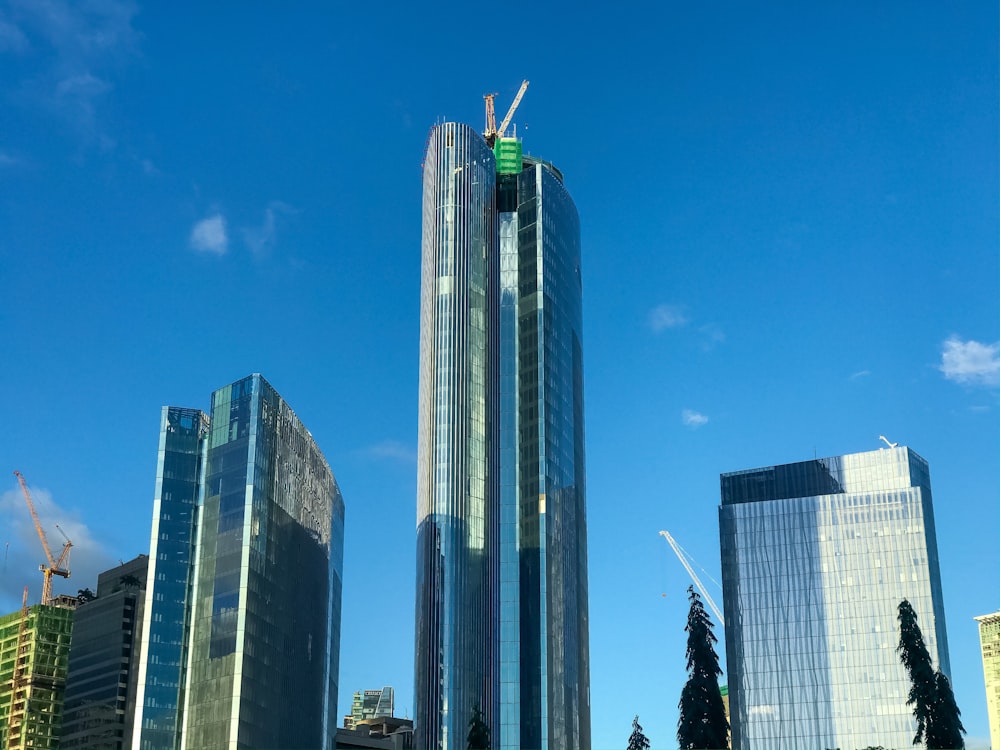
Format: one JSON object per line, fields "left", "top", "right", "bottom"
{"left": 415, "top": 123, "right": 499, "bottom": 750}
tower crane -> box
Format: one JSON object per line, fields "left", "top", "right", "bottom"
{"left": 659, "top": 530, "right": 724, "bottom": 625}
{"left": 483, "top": 79, "right": 529, "bottom": 146}
{"left": 13, "top": 471, "right": 72, "bottom": 605}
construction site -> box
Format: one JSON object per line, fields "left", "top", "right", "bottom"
{"left": 1, "top": 472, "right": 77, "bottom": 750}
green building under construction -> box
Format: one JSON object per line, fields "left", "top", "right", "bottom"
{"left": 0, "top": 602, "right": 74, "bottom": 750}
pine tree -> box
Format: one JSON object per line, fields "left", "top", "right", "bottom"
{"left": 897, "top": 599, "right": 965, "bottom": 749}
{"left": 926, "top": 671, "right": 965, "bottom": 749}
{"left": 677, "top": 586, "right": 729, "bottom": 749}
{"left": 627, "top": 714, "right": 650, "bottom": 750}
{"left": 897, "top": 599, "right": 936, "bottom": 745}
{"left": 467, "top": 704, "right": 490, "bottom": 750}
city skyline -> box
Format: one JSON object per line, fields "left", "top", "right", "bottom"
{"left": 1, "top": 2, "right": 997, "bottom": 747}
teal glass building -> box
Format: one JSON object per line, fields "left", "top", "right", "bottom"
{"left": 416, "top": 123, "right": 590, "bottom": 750}
{"left": 719, "top": 446, "right": 951, "bottom": 750}
{"left": 132, "top": 376, "right": 344, "bottom": 750}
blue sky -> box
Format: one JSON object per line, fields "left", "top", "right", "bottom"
{"left": 1, "top": 1, "right": 997, "bottom": 746}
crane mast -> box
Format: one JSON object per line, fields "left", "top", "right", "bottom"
{"left": 659, "top": 530, "right": 724, "bottom": 625}
{"left": 483, "top": 79, "right": 529, "bottom": 146}
{"left": 13, "top": 471, "right": 72, "bottom": 605}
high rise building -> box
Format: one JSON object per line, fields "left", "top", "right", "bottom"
{"left": 719, "top": 446, "right": 951, "bottom": 749}
{"left": 132, "top": 374, "right": 345, "bottom": 750}
{"left": 975, "top": 611, "right": 1000, "bottom": 749}
{"left": 0, "top": 600, "right": 75, "bottom": 750}
{"left": 61, "top": 555, "right": 148, "bottom": 750}
{"left": 132, "top": 406, "right": 208, "bottom": 750}
{"left": 415, "top": 116, "right": 590, "bottom": 750}
{"left": 343, "top": 686, "right": 394, "bottom": 730}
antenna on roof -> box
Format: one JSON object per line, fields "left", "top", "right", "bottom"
{"left": 879, "top": 435, "right": 898, "bottom": 449}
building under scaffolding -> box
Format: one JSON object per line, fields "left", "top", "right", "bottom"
{"left": 0, "top": 602, "right": 74, "bottom": 750}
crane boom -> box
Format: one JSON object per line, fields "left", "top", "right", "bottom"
{"left": 497, "top": 79, "right": 529, "bottom": 138}
{"left": 13, "top": 471, "right": 72, "bottom": 605}
{"left": 659, "top": 530, "right": 724, "bottom": 625}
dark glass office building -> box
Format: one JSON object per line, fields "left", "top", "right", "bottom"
{"left": 132, "top": 376, "right": 344, "bottom": 750}
{"left": 719, "top": 447, "right": 951, "bottom": 750}
{"left": 62, "top": 555, "right": 148, "bottom": 750}
{"left": 416, "top": 122, "right": 590, "bottom": 750}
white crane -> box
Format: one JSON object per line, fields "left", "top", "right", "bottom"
{"left": 879, "top": 435, "right": 898, "bottom": 449}
{"left": 659, "top": 530, "right": 724, "bottom": 625}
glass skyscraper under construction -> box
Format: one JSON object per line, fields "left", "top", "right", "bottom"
{"left": 719, "top": 446, "right": 951, "bottom": 750}
{"left": 415, "top": 120, "right": 590, "bottom": 750}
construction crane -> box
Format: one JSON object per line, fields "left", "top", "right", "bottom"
{"left": 659, "top": 530, "right": 724, "bottom": 625}
{"left": 13, "top": 471, "right": 72, "bottom": 606}
{"left": 483, "top": 79, "right": 529, "bottom": 146}
{"left": 879, "top": 435, "right": 898, "bottom": 449}
{"left": 6, "top": 586, "right": 30, "bottom": 749}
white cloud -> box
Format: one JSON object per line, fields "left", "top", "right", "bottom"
{"left": 939, "top": 336, "right": 1000, "bottom": 387}
{"left": 363, "top": 440, "right": 417, "bottom": 464}
{"left": 190, "top": 214, "right": 228, "bottom": 254}
{"left": 0, "top": 482, "right": 116, "bottom": 612}
{"left": 681, "top": 409, "right": 709, "bottom": 428}
{"left": 242, "top": 201, "right": 295, "bottom": 257}
{"left": 850, "top": 369, "right": 871, "bottom": 380}
{"left": 649, "top": 304, "right": 689, "bottom": 332}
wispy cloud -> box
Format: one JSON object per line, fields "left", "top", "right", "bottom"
{"left": 1, "top": 482, "right": 116, "bottom": 612}
{"left": 850, "top": 369, "right": 871, "bottom": 380}
{"left": 0, "top": 14, "right": 29, "bottom": 53}
{"left": 649, "top": 304, "right": 689, "bottom": 332}
{"left": 190, "top": 214, "right": 228, "bottom": 254}
{"left": 681, "top": 409, "right": 709, "bottom": 428}
{"left": 362, "top": 440, "right": 417, "bottom": 465}
{"left": 698, "top": 323, "right": 726, "bottom": 350}
{"left": 4, "top": 0, "right": 140, "bottom": 142}
{"left": 939, "top": 336, "right": 1000, "bottom": 387}
{"left": 242, "top": 201, "right": 296, "bottom": 257}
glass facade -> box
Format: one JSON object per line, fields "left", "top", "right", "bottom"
{"left": 182, "top": 374, "right": 344, "bottom": 750}
{"left": 416, "top": 123, "right": 590, "bottom": 750}
{"left": 719, "top": 447, "right": 951, "bottom": 750}
{"left": 133, "top": 406, "right": 208, "bottom": 750}
{"left": 415, "top": 122, "right": 499, "bottom": 750}
{"left": 62, "top": 555, "right": 147, "bottom": 750}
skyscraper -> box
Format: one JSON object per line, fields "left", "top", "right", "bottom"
{"left": 719, "top": 446, "right": 951, "bottom": 749}
{"left": 415, "top": 115, "right": 590, "bottom": 750}
{"left": 975, "top": 611, "right": 1000, "bottom": 749}
{"left": 132, "top": 375, "right": 345, "bottom": 750}
{"left": 61, "top": 555, "right": 148, "bottom": 750}
{"left": 343, "top": 686, "right": 394, "bottom": 730}
{"left": 133, "top": 407, "right": 207, "bottom": 750}
{"left": 0, "top": 600, "right": 74, "bottom": 750}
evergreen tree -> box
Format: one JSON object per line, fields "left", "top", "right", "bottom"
{"left": 467, "top": 704, "right": 490, "bottom": 750}
{"left": 677, "top": 586, "right": 729, "bottom": 749}
{"left": 897, "top": 599, "right": 936, "bottom": 745}
{"left": 897, "top": 599, "right": 965, "bottom": 749}
{"left": 926, "top": 671, "right": 965, "bottom": 749}
{"left": 627, "top": 714, "right": 650, "bottom": 750}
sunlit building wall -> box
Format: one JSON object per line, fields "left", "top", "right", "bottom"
{"left": 975, "top": 611, "right": 1000, "bottom": 749}
{"left": 182, "top": 374, "right": 344, "bottom": 750}
{"left": 415, "top": 121, "right": 590, "bottom": 750}
{"left": 719, "top": 446, "right": 950, "bottom": 750}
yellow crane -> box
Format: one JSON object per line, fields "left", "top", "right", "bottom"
{"left": 13, "top": 471, "right": 72, "bottom": 606}
{"left": 483, "top": 79, "right": 529, "bottom": 146}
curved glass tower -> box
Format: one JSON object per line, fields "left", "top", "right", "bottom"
{"left": 415, "top": 122, "right": 499, "bottom": 750}
{"left": 416, "top": 122, "right": 590, "bottom": 750}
